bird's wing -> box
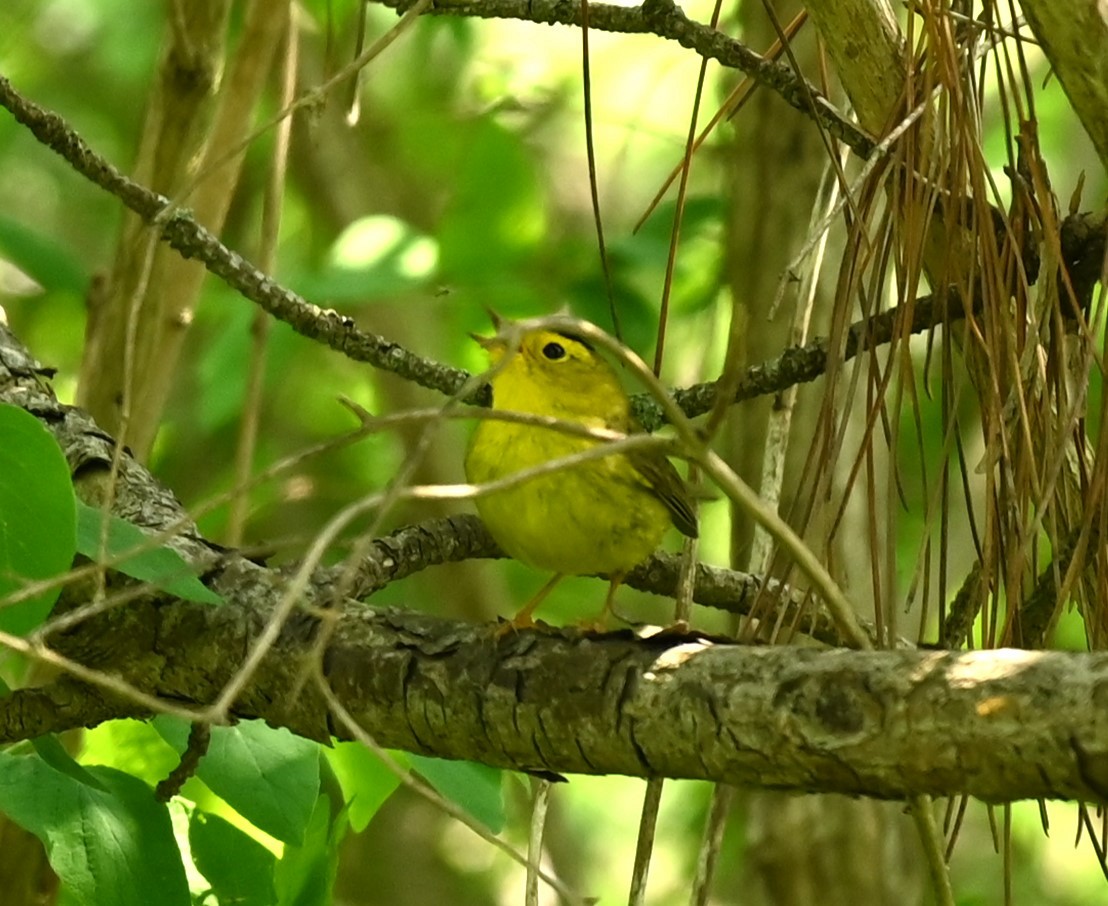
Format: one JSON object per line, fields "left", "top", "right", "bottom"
{"left": 628, "top": 449, "right": 699, "bottom": 538}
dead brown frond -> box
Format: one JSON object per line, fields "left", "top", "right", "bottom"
{"left": 743, "top": 0, "right": 1108, "bottom": 889}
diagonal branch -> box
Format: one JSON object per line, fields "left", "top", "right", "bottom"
{"left": 1021, "top": 0, "right": 1108, "bottom": 169}
{"left": 0, "top": 74, "right": 473, "bottom": 402}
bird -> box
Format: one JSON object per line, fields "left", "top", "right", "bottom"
{"left": 464, "top": 315, "right": 698, "bottom": 628}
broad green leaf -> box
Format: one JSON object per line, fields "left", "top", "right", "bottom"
{"left": 156, "top": 716, "right": 320, "bottom": 845}
{"left": 79, "top": 718, "right": 183, "bottom": 789}
{"left": 324, "top": 741, "right": 405, "bottom": 832}
{"left": 0, "top": 753, "right": 189, "bottom": 906}
{"left": 409, "top": 755, "right": 505, "bottom": 834}
{"left": 190, "top": 809, "right": 278, "bottom": 906}
{"left": 0, "top": 403, "right": 77, "bottom": 634}
{"left": 31, "top": 735, "right": 107, "bottom": 791}
{"left": 0, "top": 216, "right": 87, "bottom": 295}
{"left": 274, "top": 794, "right": 346, "bottom": 906}
{"left": 75, "top": 500, "right": 222, "bottom": 605}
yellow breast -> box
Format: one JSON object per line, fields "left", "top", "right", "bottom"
{"left": 464, "top": 323, "right": 688, "bottom": 579}
{"left": 465, "top": 416, "right": 671, "bottom": 576}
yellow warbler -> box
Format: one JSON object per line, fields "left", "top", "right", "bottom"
{"left": 465, "top": 317, "right": 697, "bottom": 627}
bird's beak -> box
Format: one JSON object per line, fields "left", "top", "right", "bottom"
{"left": 469, "top": 331, "right": 502, "bottom": 351}
{"left": 470, "top": 307, "right": 510, "bottom": 355}
{"left": 483, "top": 306, "right": 503, "bottom": 330}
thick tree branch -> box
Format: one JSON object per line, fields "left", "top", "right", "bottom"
{"left": 802, "top": 0, "right": 903, "bottom": 135}
{"left": 1021, "top": 0, "right": 1108, "bottom": 170}
{"left": 6, "top": 596, "right": 1108, "bottom": 804}
{"left": 3, "top": 323, "right": 1108, "bottom": 803}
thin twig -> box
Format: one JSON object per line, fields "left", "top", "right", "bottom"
{"left": 688, "top": 785, "right": 734, "bottom": 905}
{"left": 911, "top": 794, "right": 955, "bottom": 906}
{"left": 628, "top": 779, "right": 664, "bottom": 906}
{"left": 227, "top": 8, "right": 298, "bottom": 545}
{"left": 526, "top": 777, "right": 552, "bottom": 906}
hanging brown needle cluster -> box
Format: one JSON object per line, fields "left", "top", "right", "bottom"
{"left": 749, "top": 1, "right": 1108, "bottom": 872}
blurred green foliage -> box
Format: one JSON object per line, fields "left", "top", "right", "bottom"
{"left": 1, "top": 1, "right": 1106, "bottom": 904}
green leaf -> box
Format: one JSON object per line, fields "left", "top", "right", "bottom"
{"left": 0, "top": 216, "right": 87, "bottom": 295}
{"left": 79, "top": 719, "right": 183, "bottom": 789}
{"left": 190, "top": 809, "right": 278, "bottom": 906}
{"left": 274, "top": 794, "right": 346, "bottom": 906}
{"left": 0, "top": 753, "right": 190, "bottom": 906}
{"left": 324, "top": 741, "right": 405, "bottom": 833}
{"left": 155, "top": 717, "right": 320, "bottom": 845}
{"left": 31, "top": 735, "right": 107, "bottom": 791}
{"left": 75, "top": 500, "right": 222, "bottom": 605}
{"left": 408, "top": 755, "right": 505, "bottom": 833}
{"left": 0, "top": 403, "right": 77, "bottom": 635}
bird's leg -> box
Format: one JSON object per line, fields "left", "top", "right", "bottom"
{"left": 498, "top": 573, "right": 563, "bottom": 634}
{"left": 602, "top": 573, "right": 624, "bottom": 622}
{"left": 577, "top": 573, "right": 625, "bottom": 633}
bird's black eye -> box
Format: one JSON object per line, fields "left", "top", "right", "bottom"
{"left": 542, "top": 342, "right": 566, "bottom": 361}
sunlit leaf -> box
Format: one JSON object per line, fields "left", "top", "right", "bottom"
{"left": 0, "top": 753, "right": 189, "bottom": 906}
{"left": 79, "top": 719, "right": 183, "bottom": 788}
{"left": 156, "top": 717, "right": 320, "bottom": 845}
{"left": 408, "top": 754, "right": 504, "bottom": 834}
{"left": 190, "top": 809, "right": 278, "bottom": 906}
{"left": 0, "top": 403, "right": 76, "bottom": 635}
{"left": 75, "top": 500, "right": 222, "bottom": 605}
